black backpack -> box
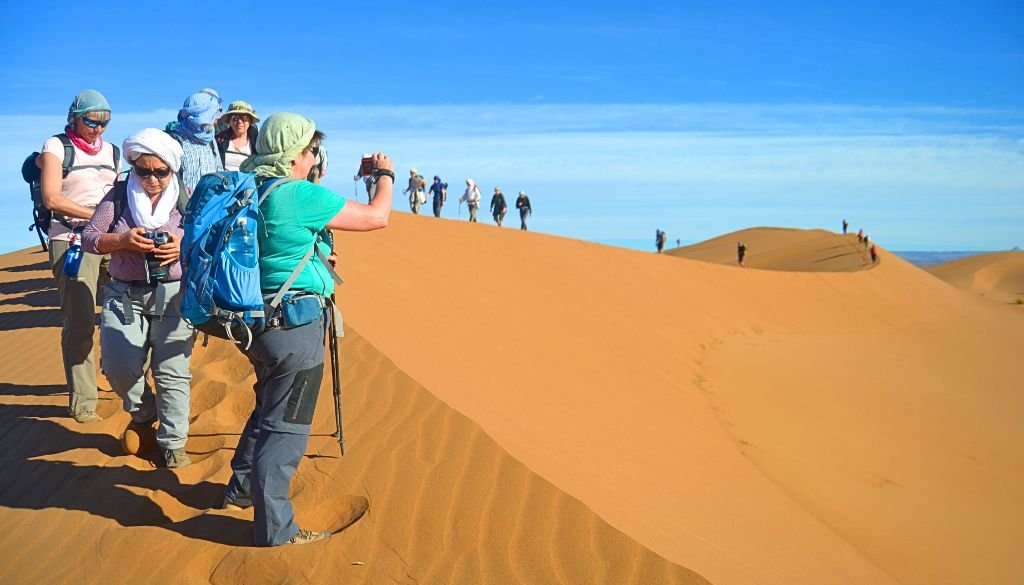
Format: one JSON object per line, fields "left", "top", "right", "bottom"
{"left": 21, "top": 134, "right": 121, "bottom": 251}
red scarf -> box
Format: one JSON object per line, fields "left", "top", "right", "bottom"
{"left": 65, "top": 125, "right": 103, "bottom": 156}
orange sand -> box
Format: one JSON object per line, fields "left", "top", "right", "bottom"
{"left": 0, "top": 218, "right": 1020, "bottom": 585}
{"left": 928, "top": 250, "right": 1024, "bottom": 304}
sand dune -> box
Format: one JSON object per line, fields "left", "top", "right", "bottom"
{"left": 2, "top": 216, "right": 1021, "bottom": 585}
{"left": 667, "top": 227, "right": 874, "bottom": 271}
{"left": 0, "top": 248, "right": 704, "bottom": 585}
{"left": 927, "top": 250, "right": 1024, "bottom": 304}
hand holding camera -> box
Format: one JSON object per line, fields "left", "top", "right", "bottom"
{"left": 360, "top": 152, "right": 395, "bottom": 181}
{"left": 149, "top": 232, "right": 180, "bottom": 266}
{"left": 143, "top": 231, "right": 175, "bottom": 281}
{"left": 120, "top": 227, "right": 156, "bottom": 254}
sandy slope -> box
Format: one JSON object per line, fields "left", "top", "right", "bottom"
{"left": 2, "top": 215, "right": 1021, "bottom": 585}
{"left": 667, "top": 227, "right": 874, "bottom": 271}
{"left": 927, "top": 250, "right": 1024, "bottom": 304}
{"left": 0, "top": 248, "right": 705, "bottom": 585}
{"left": 332, "top": 215, "right": 1022, "bottom": 585}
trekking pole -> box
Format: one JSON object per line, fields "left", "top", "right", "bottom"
{"left": 329, "top": 293, "right": 345, "bottom": 456}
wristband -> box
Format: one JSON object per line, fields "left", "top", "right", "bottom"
{"left": 372, "top": 168, "right": 396, "bottom": 182}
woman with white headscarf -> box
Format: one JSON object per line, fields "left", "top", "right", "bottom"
{"left": 81, "top": 128, "right": 195, "bottom": 469}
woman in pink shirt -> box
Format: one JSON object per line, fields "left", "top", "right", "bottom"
{"left": 36, "top": 90, "right": 120, "bottom": 424}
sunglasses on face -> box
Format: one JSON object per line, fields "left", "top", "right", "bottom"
{"left": 133, "top": 166, "right": 173, "bottom": 179}
{"left": 230, "top": 115, "right": 250, "bottom": 123}
{"left": 81, "top": 117, "right": 109, "bottom": 129}
{"left": 309, "top": 146, "right": 321, "bottom": 158}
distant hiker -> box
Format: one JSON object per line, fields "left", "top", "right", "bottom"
{"left": 864, "top": 234, "right": 871, "bottom": 249}
{"left": 490, "top": 187, "right": 507, "bottom": 226}
{"left": 516, "top": 191, "right": 532, "bottom": 230}
{"left": 220, "top": 113, "right": 395, "bottom": 547}
{"left": 169, "top": 91, "right": 224, "bottom": 196}
{"left": 459, "top": 179, "right": 482, "bottom": 222}
{"left": 842, "top": 219, "right": 849, "bottom": 234}
{"left": 34, "top": 89, "right": 120, "bottom": 424}
{"left": 215, "top": 101, "right": 259, "bottom": 172}
{"left": 81, "top": 129, "right": 194, "bottom": 468}
{"left": 429, "top": 176, "right": 447, "bottom": 217}
{"left": 857, "top": 228, "right": 864, "bottom": 243}
{"left": 737, "top": 241, "right": 747, "bottom": 266}
{"left": 676, "top": 238, "right": 681, "bottom": 247}
{"left": 405, "top": 168, "right": 426, "bottom": 214}
{"left": 870, "top": 244, "right": 878, "bottom": 263}
{"left": 656, "top": 229, "right": 667, "bottom": 253}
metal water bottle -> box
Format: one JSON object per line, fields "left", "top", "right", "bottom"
{"left": 63, "top": 232, "right": 84, "bottom": 280}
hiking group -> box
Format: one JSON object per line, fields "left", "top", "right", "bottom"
{"left": 26, "top": 88, "right": 395, "bottom": 547}
{"left": 403, "top": 171, "right": 533, "bottom": 230}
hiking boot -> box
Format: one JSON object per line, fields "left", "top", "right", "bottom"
{"left": 72, "top": 410, "right": 102, "bottom": 424}
{"left": 285, "top": 529, "right": 331, "bottom": 545}
{"left": 163, "top": 448, "right": 192, "bottom": 468}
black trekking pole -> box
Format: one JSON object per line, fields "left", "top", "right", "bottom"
{"left": 329, "top": 293, "right": 345, "bottom": 456}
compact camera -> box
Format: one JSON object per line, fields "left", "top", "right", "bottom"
{"left": 360, "top": 153, "right": 375, "bottom": 176}
{"left": 144, "top": 231, "right": 170, "bottom": 282}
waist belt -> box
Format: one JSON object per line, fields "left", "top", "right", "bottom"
{"left": 113, "top": 279, "right": 177, "bottom": 324}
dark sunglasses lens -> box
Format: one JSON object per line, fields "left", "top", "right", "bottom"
{"left": 82, "top": 118, "right": 108, "bottom": 128}
{"left": 136, "top": 167, "right": 172, "bottom": 179}
{"left": 310, "top": 146, "right": 320, "bottom": 158}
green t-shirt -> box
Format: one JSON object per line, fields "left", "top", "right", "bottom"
{"left": 258, "top": 180, "right": 346, "bottom": 296}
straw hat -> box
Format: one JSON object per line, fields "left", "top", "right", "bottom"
{"left": 224, "top": 100, "right": 260, "bottom": 122}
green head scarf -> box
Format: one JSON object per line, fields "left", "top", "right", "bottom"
{"left": 67, "top": 89, "right": 111, "bottom": 124}
{"left": 240, "top": 112, "right": 315, "bottom": 178}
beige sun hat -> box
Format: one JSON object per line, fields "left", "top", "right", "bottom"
{"left": 224, "top": 100, "right": 260, "bottom": 122}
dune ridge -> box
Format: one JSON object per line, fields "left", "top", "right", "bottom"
{"left": 667, "top": 227, "right": 874, "bottom": 271}
{"left": 927, "top": 250, "right": 1024, "bottom": 304}
{"left": 0, "top": 248, "right": 706, "bottom": 585}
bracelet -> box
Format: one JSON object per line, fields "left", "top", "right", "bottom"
{"left": 372, "top": 168, "right": 396, "bottom": 182}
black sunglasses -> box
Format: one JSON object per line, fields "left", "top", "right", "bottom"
{"left": 81, "top": 117, "right": 110, "bottom": 129}
{"left": 133, "top": 166, "right": 173, "bottom": 180}
{"left": 309, "top": 146, "right": 321, "bottom": 158}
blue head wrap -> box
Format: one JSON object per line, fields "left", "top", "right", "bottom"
{"left": 67, "top": 89, "right": 111, "bottom": 124}
{"left": 176, "top": 91, "right": 222, "bottom": 144}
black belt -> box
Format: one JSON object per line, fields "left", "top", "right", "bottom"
{"left": 116, "top": 279, "right": 177, "bottom": 288}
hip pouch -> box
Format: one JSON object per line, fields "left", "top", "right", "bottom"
{"left": 276, "top": 292, "right": 325, "bottom": 329}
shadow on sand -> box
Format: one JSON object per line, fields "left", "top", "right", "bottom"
{"left": 0, "top": 401, "right": 255, "bottom": 546}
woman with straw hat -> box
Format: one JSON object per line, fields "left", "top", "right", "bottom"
{"left": 216, "top": 100, "right": 260, "bottom": 171}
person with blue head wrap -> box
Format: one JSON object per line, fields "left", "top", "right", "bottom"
{"left": 167, "top": 90, "right": 224, "bottom": 195}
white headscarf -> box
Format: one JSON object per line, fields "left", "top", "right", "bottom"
{"left": 122, "top": 129, "right": 184, "bottom": 230}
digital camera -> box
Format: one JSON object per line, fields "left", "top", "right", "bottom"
{"left": 144, "top": 231, "right": 170, "bottom": 282}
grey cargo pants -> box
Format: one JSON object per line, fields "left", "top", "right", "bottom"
{"left": 224, "top": 311, "right": 327, "bottom": 546}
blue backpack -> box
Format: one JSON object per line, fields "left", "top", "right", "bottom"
{"left": 180, "top": 172, "right": 337, "bottom": 349}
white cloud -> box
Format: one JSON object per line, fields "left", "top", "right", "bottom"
{"left": 2, "top": 103, "right": 1022, "bottom": 253}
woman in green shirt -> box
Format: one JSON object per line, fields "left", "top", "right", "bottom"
{"left": 222, "top": 113, "right": 394, "bottom": 547}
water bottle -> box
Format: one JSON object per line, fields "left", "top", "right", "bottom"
{"left": 63, "top": 232, "right": 84, "bottom": 279}
{"left": 228, "top": 218, "right": 256, "bottom": 268}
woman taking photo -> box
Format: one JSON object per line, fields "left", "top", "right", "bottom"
{"left": 81, "top": 129, "right": 195, "bottom": 469}
{"left": 222, "top": 113, "right": 393, "bottom": 546}
{"left": 216, "top": 100, "right": 260, "bottom": 171}
{"left": 36, "top": 89, "right": 120, "bottom": 424}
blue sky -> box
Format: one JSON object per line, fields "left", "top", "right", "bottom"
{"left": 1, "top": 1, "right": 1021, "bottom": 253}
